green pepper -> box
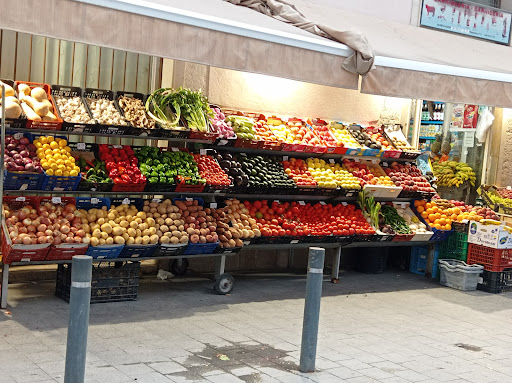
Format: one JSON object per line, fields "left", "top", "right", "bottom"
{"left": 149, "top": 176, "right": 159, "bottom": 184}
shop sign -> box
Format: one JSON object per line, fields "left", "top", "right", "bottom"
{"left": 420, "top": 0, "right": 511, "bottom": 45}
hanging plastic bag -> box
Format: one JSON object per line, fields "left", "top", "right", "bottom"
{"left": 476, "top": 107, "right": 494, "bottom": 143}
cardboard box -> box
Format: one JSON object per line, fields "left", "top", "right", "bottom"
{"left": 468, "top": 221, "right": 512, "bottom": 249}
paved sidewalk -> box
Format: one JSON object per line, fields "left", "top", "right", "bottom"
{"left": 1, "top": 270, "right": 512, "bottom": 382}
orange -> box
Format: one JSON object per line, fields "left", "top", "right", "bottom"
{"left": 435, "top": 213, "right": 441, "bottom": 220}
{"left": 454, "top": 208, "right": 461, "bottom": 215}
{"left": 414, "top": 200, "right": 420, "bottom": 207}
{"left": 432, "top": 206, "right": 439, "bottom": 213}
{"left": 426, "top": 208, "right": 433, "bottom": 215}
{"left": 446, "top": 219, "right": 452, "bottom": 225}
{"left": 434, "top": 223, "right": 442, "bottom": 230}
{"left": 446, "top": 224, "right": 452, "bottom": 230}
{"left": 439, "top": 218, "right": 446, "bottom": 225}
{"left": 421, "top": 212, "right": 428, "bottom": 219}
{"left": 428, "top": 214, "right": 436, "bottom": 221}
{"left": 426, "top": 202, "right": 432, "bottom": 209}
{"left": 417, "top": 206, "right": 424, "bottom": 213}
{"left": 441, "top": 214, "right": 447, "bottom": 219}
{"left": 457, "top": 215, "right": 464, "bottom": 222}
{"left": 451, "top": 214, "right": 457, "bottom": 221}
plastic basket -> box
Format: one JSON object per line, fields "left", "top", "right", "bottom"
{"left": 439, "top": 232, "right": 468, "bottom": 261}
{"left": 410, "top": 245, "right": 439, "bottom": 278}
{"left": 1, "top": 220, "right": 50, "bottom": 264}
{"left": 41, "top": 172, "right": 81, "bottom": 191}
{"left": 110, "top": 197, "right": 144, "bottom": 210}
{"left": 85, "top": 244, "right": 124, "bottom": 259}
{"left": 111, "top": 182, "right": 146, "bottom": 192}
{"left": 451, "top": 221, "right": 469, "bottom": 234}
{"left": 51, "top": 84, "right": 96, "bottom": 132}
{"left": 3, "top": 169, "right": 44, "bottom": 190}
{"left": 183, "top": 241, "right": 219, "bottom": 255}
{"left": 153, "top": 243, "right": 187, "bottom": 257}
{"left": 56, "top": 261, "right": 139, "bottom": 303}
{"left": 214, "top": 246, "right": 243, "bottom": 254}
{"left": 46, "top": 243, "right": 88, "bottom": 261}
{"left": 175, "top": 181, "right": 205, "bottom": 193}
{"left": 83, "top": 88, "right": 133, "bottom": 135}
{"left": 467, "top": 244, "right": 512, "bottom": 272}
{"left": 115, "top": 91, "right": 156, "bottom": 134}
{"left": 438, "top": 259, "right": 483, "bottom": 291}
{"left": 477, "top": 269, "right": 512, "bottom": 294}
{"left": 14, "top": 81, "right": 63, "bottom": 130}
{"left": 118, "top": 244, "right": 158, "bottom": 259}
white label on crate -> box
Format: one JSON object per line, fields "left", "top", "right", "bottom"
{"left": 15, "top": 196, "right": 25, "bottom": 201}
{"left": 291, "top": 240, "right": 299, "bottom": 244}
{"left": 186, "top": 197, "right": 193, "bottom": 201}
{"left": 400, "top": 203, "right": 407, "bottom": 208}
{"left": 299, "top": 201, "right": 305, "bottom": 205}
{"left": 171, "top": 147, "right": 179, "bottom": 152}
{"left": 122, "top": 198, "right": 130, "bottom": 204}
{"left": 342, "top": 202, "right": 348, "bottom": 206}
{"left": 19, "top": 184, "right": 28, "bottom": 191}
{"left": 54, "top": 187, "right": 64, "bottom": 191}
{"left": 21, "top": 258, "right": 30, "bottom": 262}
{"left": 275, "top": 200, "right": 280, "bottom": 204}
{"left": 346, "top": 193, "right": 353, "bottom": 197}
{"left": 355, "top": 158, "right": 360, "bottom": 162}
{"left": 283, "top": 156, "right": 288, "bottom": 161}
{"left": 151, "top": 198, "right": 161, "bottom": 203}
{"left": 243, "top": 240, "right": 250, "bottom": 246}
{"left": 329, "top": 159, "right": 335, "bottom": 164}
{"left": 240, "top": 153, "right": 247, "bottom": 157}
{"left": 131, "top": 254, "right": 138, "bottom": 258}
{"left": 200, "top": 149, "right": 207, "bottom": 156}
{"left": 462, "top": 219, "right": 469, "bottom": 224}
{"left": 52, "top": 197, "right": 62, "bottom": 204}
{"left": 320, "top": 201, "right": 326, "bottom": 205}
{"left": 218, "top": 140, "right": 228, "bottom": 146}
{"left": 113, "top": 145, "right": 122, "bottom": 149}
{"left": 214, "top": 190, "right": 222, "bottom": 193}
{"left": 91, "top": 198, "right": 100, "bottom": 204}
{"left": 77, "top": 142, "right": 86, "bottom": 150}
{"left": 71, "top": 281, "right": 91, "bottom": 288}
{"left": 507, "top": 186, "right": 512, "bottom": 190}
{"left": 210, "top": 203, "right": 218, "bottom": 209}
{"left": 371, "top": 159, "right": 378, "bottom": 164}
{"left": 13, "top": 133, "right": 23, "bottom": 140}
{"left": 383, "top": 162, "right": 389, "bottom": 166}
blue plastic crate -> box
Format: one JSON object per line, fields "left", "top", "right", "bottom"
{"left": 75, "top": 197, "right": 111, "bottom": 210}
{"left": 41, "top": 173, "right": 81, "bottom": 191}
{"left": 3, "top": 170, "right": 44, "bottom": 190}
{"left": 110, "top": 197, "right": 144, "bottom": 210}
{"left": 410, "top": 245, "right": 440, "bottom": 278}
{"left": 85, "top": 245, "right": 124, "bottom": 259}
{"left": 119, "top": 244, "right": 157, "bottom": 259}
{"left": 183, "top": 241, "right": 219, "bottom": 255}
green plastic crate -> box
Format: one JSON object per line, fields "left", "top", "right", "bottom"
{"left": 438, "top": 232, "right": 468, "bottom": 261}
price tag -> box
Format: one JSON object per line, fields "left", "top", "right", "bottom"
{"left": 355, "top": 158, "right": 360, "bottom": 162}
{"left": 346, "top": 193, "right": 353, "bottom": 197}
{"left": 77, "top": 142, "right": 86, "bottom": 150}
{"left": 218, "top": 140, "right": 228, "bottom": 146}
{"left": 342, "top": 202, "right": 348, "bottom": 206}
{"left": 329, "top": 159, "right": 335, "bottom": 164}
{"left": 371, "top": 159, "right": 378, "bottom": 164}
{"left": 507, "top": 186, "right": 511, "bottom": 190}
{"left": 200, "top": 149, "right": 207, "bottom": 156}
{"left": 240, "top": 153, "right": 247, "bottom": 157}
{"left": 113, "top": 145, "right": 123, "bottom": 149}
{"left": 291, "top": 240, "right": 299, "bottom": 244}
{"left": 320, "top": 201, "right": 326, "bottom": 205}
{"left": 171, "top": 147, "right": 179, "bottom": 152}
{"left": 186, "top": 197, "right": 193, "bottom": 202}
{"left": 214, "top": 190, "right": 222, "bottom": 193}
{"left": 151, "top": 198, "right": 161, "bottom": 203}
{"left": 52, "top": 197, "right": 62, "bottom": 204}
{"left": 13, "top": 133, "right": 23, "bottom": 140}
{"left": 19, "top": 184, "right": 28, "bottom": 191}
{"left": 283, "top": 156, "right": 288, "bottom": 161}
{"left": 383, "top": 162, "right": 389, "bottom": 167}
{"left": 54, "top": 187, "right": 64, "bottom": 191}
{"left": 299, "top": 201, "right": 305, "bottom": 205}
{"left": 400, "top": 203, "right": 407, "bottom": 208}
{"left": 122, "top": 198, "right": 130, "bottom": 204}
{"left": 210, "top": 203, "right": 218, "bottom": 209}
{"left": 243, "top": 240, "right": 250, "bottom": 246}
{"left": 91, "top": 198, "right": 100, "bottom": 204}
{"left": 15, "top": 196, "right": 25, "bottom": 201}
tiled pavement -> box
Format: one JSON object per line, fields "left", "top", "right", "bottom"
{"left": 2, "top": 270, "right": 512, "bottom": 382}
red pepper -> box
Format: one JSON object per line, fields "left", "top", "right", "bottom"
{"left": 121, "top": 174, "right": 132, "bottom": 183}
{"left": 125, "top": 168, "right": 134, "bottom": 176}
{"left": 109, "top": 168, "right": 120, "bottom": 177}
{"left": 131, "top": 157, "right": 138, "bottom": 165}
{"left": 118, "top": 166, "right": 126, "bottom": 175}
{"left": 113, "top": 176, "right": 125, "bottom": 184}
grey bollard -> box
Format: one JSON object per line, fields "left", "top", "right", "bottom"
{"left": 299, "top": 247, "right": 325, "bottom": 373}
{"left": 64, "top": 255, "right": 93, "bottom": 383}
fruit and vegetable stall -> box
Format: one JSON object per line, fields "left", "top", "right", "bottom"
{"left": 0, "top": 81, "right": 509, "bottom": 305}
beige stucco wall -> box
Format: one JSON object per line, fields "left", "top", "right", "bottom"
{"left": 496, "top": 108, "right": 512, "bottom": 187}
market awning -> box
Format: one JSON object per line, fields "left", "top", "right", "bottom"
{"left": 0, "top": 0, "right": 359, "bottom": 90}
{"left": 290, "top": 0, "right": 512, "bottom": 107}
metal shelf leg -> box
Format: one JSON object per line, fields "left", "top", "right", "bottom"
{"left": 1, "top": 264, "right": 9, "bottom": 309}
{"left": 214, "top": 255, "right": 226, "bottom": 280}
{"left": 331, "top": 246, "right": 341, "bottom": 284}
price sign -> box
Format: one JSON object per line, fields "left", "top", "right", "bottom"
{"left": 355, "top": 158, "right": 360, "bottom": 162}
{"left": 291, "top": 240, "right": 299, "bottom": 244}
{"left": 214, "top": 190, "right": 222, "bottom": 193}
{"left": 240, "top": 153, "right": 247, "bottom": 157}
{"left": 329, "top": 159, "right": 335, "bottom": 164}
{"left": 200, "top": 149, "right": 207, "bottom": 156}
{"left": 218, "top": 140, "right": 228, "bottom": 146}
{"left": 15, "top": 196, "right": 25, "bottom": 201}
{"left": 186, "top": 197, "right": 193, "bottom": 202}
{"left": 13, "top": 133, "right": 23, "bottom": 140}
{"left": 507, "top": 186, "right": 512, "bottom": 190}
{"left": 243, "top": 240, "right": 250, "bottom": 246}
{"left": 383, "top": 162, "right": 389, "bottom": 167}
{"left": 19, "top": 184, "right": 28, "bottom": 191}
{"left": 342, "top": 202, "right": 348, "bottom": 206}
{"left": 122, "top": 198, "right": 130, "bottom": 204}
{"left": 113, "top": 145, "right": 123, "bottom": 149}
{"left": 52, "top": 197, "right": 62, "bottom": 204}
{"left": 77, "top": 142, "right": 86, "bottom": 150}
{"left": 371, "top": 159, "right": 378, "bottom": 164}
{"left": 346, "top": 193, "right": 353, "bottom": 197}
{"left": 275, "top": 200, "right": 280, "bottom": 204}
{"left": 400, "top": 203, "right": 407, "bottom": 208}
{"left": 91, "top": 198, "right": 100, "bottom": 204}
{"left": 171, "top": 147, "right": 179, "bottom": 152}
{"left": 210, "top": 203, "right": 218, "bottom": 209}
{"left": 320, "top": 201, "right": 326, "bottom": 205}
{"left": 283, "top": 156, "right": 288, "bottom": 161}
{"left": 151, "top": 198, "right": 161, "bottom": 203}
{"left": 299, "top": 201, "right": 305, "bottom": 205}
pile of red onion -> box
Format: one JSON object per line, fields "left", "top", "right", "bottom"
{"left": 5, "top": 202, "right": 84, "bottom": 245}
{"left": 4, "top": 135, "right": 43, "bottom": 173}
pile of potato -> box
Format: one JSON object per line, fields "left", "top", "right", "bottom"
{"left": 174, "top": 199, "right": 218, "bottom": 244}
{"left": 214, "top": 199, "right": 261, "bottom": 248}
{"left": 142, "top": 199, "right": 188, "bottom": 244}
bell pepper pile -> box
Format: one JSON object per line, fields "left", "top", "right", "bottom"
{"left": 193, "top": 153, "right": 231, "bottom": 186}
{"left": 77, "top": 157, "right": 110, "bottom": 184}
{"left": 98, "top": 144, "right": 146, "bottom": 185}
{"left": 136, "top": 146, "right": 177, "bottom": 185}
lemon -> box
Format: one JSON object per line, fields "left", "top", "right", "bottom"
{"left": 35, "top": 141, "right": 42, "bottom": 149}
{"left": 53, "top": 153, "right": 62, "bottom": 160}
{"left": 74, "top": 166, "right": 80, "bottom": 172}
{"left": 39, "top": 137, "right": 47, "bottom": 144}
{"left": 51, "top": 163, "right": 58, "bottom": 171}
{"left": 50, "top": 141, "right": 58, "bottom": 150}
{"left": 63, "top": 171, "right": 70, "bottom": 177}
{"left": 58, "top": 164, "right": 66, "bottom": 171}
{"left": 55, "top": 169, "right": 63, "bottom": 176}
{"left": 42, "top": 144, "right": 50, "bottom": 151}
{"left": 42, "top": 163, "right": 50, "bottom": 170}
{"left": 69, "top": 156, "right": 75, "bottom": 162}
{"left": 46, "top": 136, "right": 54, "bottom": 143}
{"left": 60, "top": 149, "right": 68, "bottom": 155}
{"left": 37, "top": 153, "right": 45, "bottom": 160}
{"left": 46, "top": 168, "right": 54, "bottom": 175}
{"left": 59, "top": 139, "right": 67, "bottom": 147}
{"left": 70, "top": 169, "right": 78, "bottom": 176}
{"left": 64, "top": 146, "right": 72, "bottom": 153}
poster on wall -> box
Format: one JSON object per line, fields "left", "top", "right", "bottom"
{"left": 420, "top": 0, "right": 511, "bottom": 45}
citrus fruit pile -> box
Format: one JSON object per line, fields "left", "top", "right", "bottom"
{"left": 414, "top": 200, "right": 457, "bottom": 230}
{"left": 34, "top": 136, "right": 80, "bottom": 177}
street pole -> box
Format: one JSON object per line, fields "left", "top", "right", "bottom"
{"left": 64, "top": 255, "right": 92, "bottom": 383}
{"left": 299, "top": 247, "right": 325, "bottom": 373}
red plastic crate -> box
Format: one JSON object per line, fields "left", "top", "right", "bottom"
{"left": 15, "top": 81, "right": 63, "bottom": 130}
{"left": 46, "top": 243, "right": 89, "bottom": 261}
{"left": 1, "top": 221, "right": 50, "bottom": 264}
{"left": 175, "top": 181, "right": 205, "bottom": 193}
{"left": 392, "top": 233, "right": 414, "bottom": 242}
{"left": 467, "top": 244, "right": 512, "bottom": 272}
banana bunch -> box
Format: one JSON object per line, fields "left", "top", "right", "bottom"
{"left": 432, "top": 160, "right": 476, "bottom": 187}
{"left": 480, "top": 219, "right": 503, "bottom": 226}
